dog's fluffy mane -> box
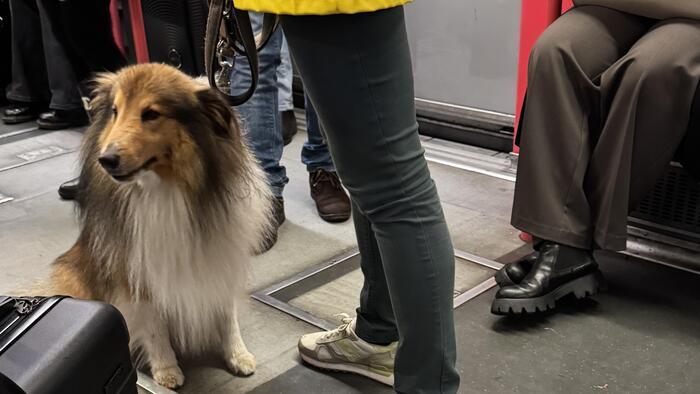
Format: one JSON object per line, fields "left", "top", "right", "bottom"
{"left": 53, "top": 64, "right": 273, "bottom": 354}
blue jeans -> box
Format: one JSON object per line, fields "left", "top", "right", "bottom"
{"left": 276, "top": 36, "right": 294, "bottom": 112}
{"left": 277, "top": 32, "right": 335, "bottom": 173}
{"left": 234, "top": 14, "right": 335, "bottom": 197}
{"left": 232, "top": 14, "right": 287, "bottom": 197}
{"left": 302, "top": 95, "right": 334, "bottom": 173}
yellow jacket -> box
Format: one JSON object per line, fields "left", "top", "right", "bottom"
{"left": 234, "top": 0, "right": 412, "bottom": 15}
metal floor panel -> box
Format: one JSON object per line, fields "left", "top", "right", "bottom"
{"left": 252, "top": 249, "right": 507, "bottom": 331}
{"left": 0, "top": 125, "right": 39, "bottom": 141}
{"left": 0, "top": 152, "right": 78, "bottom": 201}
{"left": 0, "top": 129, "right": 82, "bottom": 171}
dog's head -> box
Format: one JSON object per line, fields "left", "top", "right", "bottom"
{"left": 90, "top": 63, "right": 238, "bottom": 186}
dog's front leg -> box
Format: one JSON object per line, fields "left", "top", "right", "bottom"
{"left": 119, "top": 302, "right": 185, "bottom": 389}
{"left": 223, "top": 302, "right": 256, "bottom": 376}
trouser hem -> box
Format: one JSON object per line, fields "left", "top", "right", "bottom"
{"left": 512, "top": 215, "right": 628, "bottom": 251}
{"left": 5, "top": 93, "right": 45, "bottom": 105}
{"left": 306, "top": 164, "right": 336, "bottom": 173}
{"left": 511, "top": 215, "right": 592, "bottom": 249}
{"left": 354, "top": 319, "right": 399, "bottom": 345}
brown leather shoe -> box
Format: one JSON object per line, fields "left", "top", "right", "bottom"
{"left": 309, "top": 169, "right": 351, "bottom": 223}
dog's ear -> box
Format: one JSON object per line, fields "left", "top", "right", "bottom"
{"left": 89, "top": 72, "right": 117, "bottom": 119}
{"left": 196, "top": 88, "right": 235, "bottom": 138}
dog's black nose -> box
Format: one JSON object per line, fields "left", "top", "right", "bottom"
{"left": 99, "top": 149, "right": 121, "bottom": 171}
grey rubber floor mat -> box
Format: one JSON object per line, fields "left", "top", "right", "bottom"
{"left": 253, "top": 252, "right": 700, "bottom": 393}
{"left": 248, "top": 364, "right": 393, "bottom": 394}
{"left": 454, "top": 251, "right": 700, "bottom": 393}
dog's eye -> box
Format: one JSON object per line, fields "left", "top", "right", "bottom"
{"left": 141, "top": 109, "right": 161, "bottom": 122}
{"left": 112, "top": 106, "right": 117, "bottom": 118}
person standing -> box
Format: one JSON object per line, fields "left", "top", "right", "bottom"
{"left": 232, "top": 16, "right": 351, "bottom": 251}
{"left": 2, "top": 0, "right": 87, "bottom": 129}
{"left": 493, "top": 4, "right": 700, "bottom": 315}
{"left": 53, "top": 0, "right": 127, "bottom": 200}
{"left": 233, "top": 1, "right": 461, "bottom": 392}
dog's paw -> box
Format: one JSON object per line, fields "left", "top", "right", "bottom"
{"left": 152, "top": 365, "right": 185, "bottom": 389}
{"left": 227, "top": 350, "right": 256, "bottom": 376}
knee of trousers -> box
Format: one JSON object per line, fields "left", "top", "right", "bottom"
{"left": 610, "top": 55, "right": 695, "bottom": 94}
{"left": 346, "top": 173, "right": 442, "bottom": 224}
{"left": 527, "top": 29, "right": 579, "bottom": 79}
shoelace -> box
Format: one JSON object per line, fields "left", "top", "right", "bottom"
{"left": 321, "top": 313, "right": 354, "bottom": 340}
{"left": 311, "top": 170, "right": 342, "bottom": 189}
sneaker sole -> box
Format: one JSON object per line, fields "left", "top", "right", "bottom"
{"left": 299, "top": 352, "right": 394, "bottom": 387}
{"left": 491, "top": 270, "right": 603, "bottom": 315}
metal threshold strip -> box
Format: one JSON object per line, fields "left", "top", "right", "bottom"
{"left": 252, "top": 249, "right": 505, "bottom": 331}
{"left": 0, "top": 147, "right": 77, "bottom": 173}
{"left": 0, "top": 126, "right": 39, "bottom": 142}
{"left": 422, "top": 138, "right": 517, "bottom": 182}
{"left": 0, "top": 193, "right": 13, "bottom": 205}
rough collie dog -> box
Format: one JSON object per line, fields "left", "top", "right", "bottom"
{"left": 49, "top": 64, "right": 273, "bottom": 389}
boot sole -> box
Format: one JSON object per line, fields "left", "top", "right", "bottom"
{"left": 319, "top": 212, "right": 351, "bottom": 223}
{"left": 491, "top": 270, "right": 603, "bottom": 315}
{"left": 1, "top": 116, "right": 36, "bottom": 125}
{"left": 299, "top": 352, "right": 394, "bottom": 387}
{"left": 37, "top": 121, "right": 88, "bottom": 130}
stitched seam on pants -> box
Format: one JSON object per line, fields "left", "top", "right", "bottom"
{"left": 346, "top": 22, "right": 447, "bottom": 392}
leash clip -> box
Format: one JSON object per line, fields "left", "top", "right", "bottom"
{"left": 215, "top": 39, "right": 235, "bottom": 89}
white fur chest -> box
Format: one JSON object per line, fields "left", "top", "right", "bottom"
{"left": 125, "top": 172, "right": 248, "bottom": 351}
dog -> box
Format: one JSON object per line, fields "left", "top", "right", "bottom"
{"left": 48, "top": 63, "right": 273, "bottom": 389}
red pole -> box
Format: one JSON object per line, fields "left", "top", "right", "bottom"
{"left": 110, "top": 0, "right": 125, "bottom": 55}
{"left": 562, "top": 0, "right": 574, "bottom": 12}
{"left": 128, "top": 0, "right": 150, "bottom": 63}
{"left": 513, "top": 0, "right": 563, "bottom": 153}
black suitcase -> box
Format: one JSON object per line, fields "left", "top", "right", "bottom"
{"left": 0, "top": 296, "right": 137, "bottom": 394}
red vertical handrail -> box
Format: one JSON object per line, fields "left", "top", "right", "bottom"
{"left": 562, "top": 0, "right": 574, "bottom": 13}
{"left": 128, "top": 0, "right": 150, "bottom": 63}
{"left": 513, "top": 0, "right": 563, "bottom": 153}
{"left": 515, "top": 0, "right": 567, "bottom": 244}
{"left": 110, "top": 0, "right": 125, "bottom": 55}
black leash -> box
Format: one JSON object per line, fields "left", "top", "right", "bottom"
{"left": 205, "top": 0, "right": 279, "bottom": 106}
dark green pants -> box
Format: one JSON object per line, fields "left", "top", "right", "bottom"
{"left": 512, "top": 6, "right": 700, "bottom": 251}
{"left": 281, "top": 7, "right": 460, "bottom": 394}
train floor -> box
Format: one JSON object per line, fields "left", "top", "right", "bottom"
{"left": 1, "top": 114, "right": 699, "bottom": 393}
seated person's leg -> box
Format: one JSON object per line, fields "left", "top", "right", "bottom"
{"left": 494, "top": 6, "right": 651, "bottom": 315}
{"left": 590, "top": 18, "right": 700, "bottom": 246}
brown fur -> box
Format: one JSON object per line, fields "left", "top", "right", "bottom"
{"left": 47, "top": 63, "right": 273, "bottom": 389}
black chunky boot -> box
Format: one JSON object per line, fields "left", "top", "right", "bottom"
{"left": 494, "top": 252, "right": 538, "bottom": 287}
{"left": 58, "top": 177, "right": 80, "bottom": 201}
{"left": 491, "top": 241, "right": 603, "bottom": 315}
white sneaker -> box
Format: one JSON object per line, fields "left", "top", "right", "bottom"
{"left": 298, "top": 314, "right": 397, "bottom": 386}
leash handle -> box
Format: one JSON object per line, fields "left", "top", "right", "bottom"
{"left": 204, "top": 0, "right": 279, "bottom": 106}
